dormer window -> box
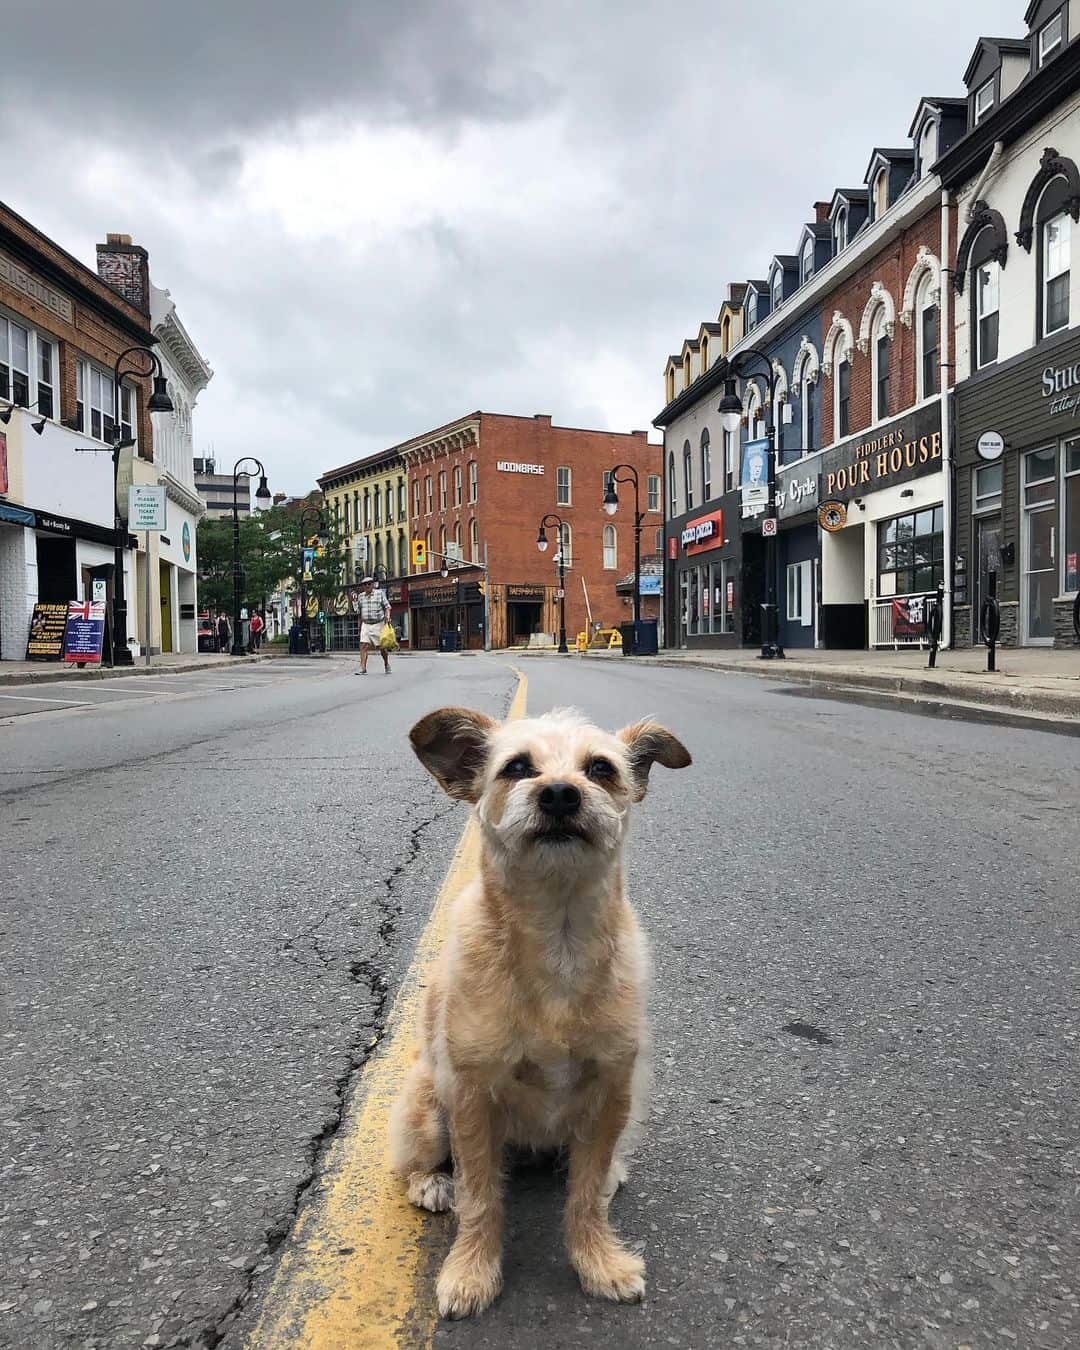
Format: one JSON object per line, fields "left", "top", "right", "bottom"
{"left": 801, "top": 236, "right": 815, "bottom": 284}
{"left": 974, "top": 78, "right": 994, "bottom": 124}
{"left": 834, "top": 208, "right": 848, "bottom": 253}
{"left": 873, "top": 170, "right": 888, "bottom": 219}
{"left": 747, "top": 292, "right": 758, "bottom": 330}
{"left": 920, "top": 120, "right": 937, "bottom": 178}
{"left": 1038, "top": 11, "right": 1063, "bottom": 66}
{"left": 771, "top": 268, "right": 784, "bottom": 312}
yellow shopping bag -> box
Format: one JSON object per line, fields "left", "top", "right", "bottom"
{"left": 378, "top": 623, "right": 399, "bottom": 652}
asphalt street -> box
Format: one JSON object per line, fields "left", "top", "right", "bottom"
{"left": 2, "top": 654, "right": 1079, "bottom": 1350}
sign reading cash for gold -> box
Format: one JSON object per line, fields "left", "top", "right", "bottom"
{"left": 819, "top": 402, "right": 942, "bottom": 504}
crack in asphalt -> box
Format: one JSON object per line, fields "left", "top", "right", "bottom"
{"left": 195, "top": 793, "right": 458, "bottom": 1349}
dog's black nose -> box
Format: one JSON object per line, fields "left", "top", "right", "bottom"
{"left": 538, "top": 781, "right": 582, "bottom": 817}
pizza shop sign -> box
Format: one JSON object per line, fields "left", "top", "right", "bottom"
{"left": 680, "top": 510, "right": 723, "bottom": 555}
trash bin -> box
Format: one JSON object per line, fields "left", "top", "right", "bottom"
{"left": 439, "top": 630, "right": 461, "bottom": 653}
{"left": 618, "top": 622, "right": 636, "bottom": 656}
{"left": 288, "top": 623, "right": 309, "bottom": 655}
{"left": 634, "top": 619, "right": 659, "bottom": 656}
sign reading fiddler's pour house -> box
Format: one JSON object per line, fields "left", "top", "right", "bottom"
{"left": 818, "top": 402, "right": 942, "bottom": 504}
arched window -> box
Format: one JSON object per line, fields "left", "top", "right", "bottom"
{"left": 871, "top": 304, "right": 892, "bottom": 421}
{"left": 971, "top": 228, "right": 1001, "bottom": 369}
{"left": 746, "top": 292, "right": 758, "bottom": 331}
{"left": 375, "top": 536, "right": 383, "bottom": 570}
{"left": 374, "top": 486, "right": 382, "bottom": 526}
{"left": 363, "top": 488, "right": 372, "bottom": 528}
{"left": 398, "top": 533, "right": 408, "bottom": 577}
{"left": 454, "top": 520, "right": 463, "bottom": 553}
{"left": 745, "top": 385, "right": 763, "bottom": 441}
{"left": 424, "top": 475, "right": 432, "bottom": 513}
{"left": 834, "top": 208, "right": 848, "bottom": 253}
{"left": 470, "top": 517, "right": 479, "bottom": 562}
{"left": 721, "top": 315, "right": 731, "bottom": 352}
{"left": 668, "top": 450, "right": 676, "bottom": 516}
{"left": 700, "top": 428, "right": 711, "bottom": 501}
{"left": 439, "top": 525, "right": 447, "bottom": 558}
{"left": 802, "top": 369, "right": 818, "bottom": 453}
{"left": 413, "top": 479, "right": 421, "bottom": 517}
{"left": 683, "top": 440, "right": 694, "bottom": 511}
{"left": 701, "top": 337, "right": 709, "bottom": 370}
{"left": 919, "top": 120, "right": 936, "bottom": 178}
{"left": 558, "top": 523, "right": 573, "bottom": 570}
{"left": 468, "top": 460, "right": 478, "bottom": 502}
{"left": 438, "top": 471, "right": 447, "bottom": 510}
{"left": 385, "top": 483, "right": 393, "bottom": 522}
{"left": 1039, "top": 178, "right": 1073, "bottom": 337}
{"left": 916, "top": 271, "right": 940, "bottom": 399}
{"left": 602, "top": 524, "right": 617, "bottom": 570}
{"left": 801, "top": 236, "right": 815, "bottom": 284}
{"left": 424, "top": 529, "right": 432, "bottom": 567}
{"left": 454, "top": 465, "right": 462, "bottom": 507}
{"left": 771, "top": 267, "right": 784, "bottom": 312}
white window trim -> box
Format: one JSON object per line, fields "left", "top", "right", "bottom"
{"left": 834, "top": 356, "right": 851, "bottom": 443}
{"left": 0, "top": 310, "right": 64, "bottom": 428}
{"left": 556, "top": 464, "right": 572, "bottom": 507}
{"left": 647, "top": 473, "right": 661, "bottom": 512}
{"left": 974, "top": 78, "right": 994, "bottom": 123}
{"left": 1043, "top": 209, "right": 1071, "bottom": 338}
{"left": 683, "top": 445, "right": 694, "bottom": 512}
{"left": 975, "top": 256, "right": 1001, "bottom": 370}
{"left": 870, "top": 306, "right": 892, "bottom": 426}
{"left": 1039, "top": 11, "right": 1063, "bottom": 65}
{"left": 834, "top": 208, "right": 848, "bottom": 253}
{"left": 602, "top": 524, "right": 617, "bottom": 570}
{"left": 557, "top": 522, "right": 573, "bottom": 570}
{"left": 801, "top": 237, "right": 815, "bottom": 284}
{"left": 701, "top": 433, "right": 711, "bottom": 502}
{"left": 787, "top": 559, "right": 812, "bottom": 625}
{"left": 1063, "top": 436, "right": 1080, "bottom": 594}
{"left": 915, "top": 274, "right": 939, "bottom": 402}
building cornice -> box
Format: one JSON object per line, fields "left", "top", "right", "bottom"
{"left": 159, "top": 469, "right": 205, "bottom": 518}
{"left": 155, "top": 310, "right": 213, "bottom": 394}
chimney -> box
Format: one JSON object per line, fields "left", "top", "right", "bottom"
{"left": 533, "top": 414, "right": 552, "bottom": 426}
{"left": 96, "top": 233, "right": 150, "bottom": 313}
{"left": 814, "top": 201, "right": 831, "bottom": 223}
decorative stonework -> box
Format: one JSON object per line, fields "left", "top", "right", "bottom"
{"left": 954, "top": 201, "right": 1009, "bottom": 294}
{"left": 771, "top": 359, "right": 789, "bottom": 404}
{"left": 792, "top": 336, "right": 820, "bottom": 387}
{"left": 0, "top": 251, "right": 73, "bottom": 323}
{"left": 900, "top": 246, "right": 941, "bottom": 328}
{"left": 857, "top": 282, "right": 897, "bottom": 354}
{"left": 821, "top": 312, "right": 855, "bottom": 377}
{"left": 1016, "top": 146, "right": 1080, "bottom": 251}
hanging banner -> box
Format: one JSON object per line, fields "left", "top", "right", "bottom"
{"left": 115, "top": 445, "right": 135, "bottom": 522}
{"left": 891, "top": 595, "right": 927, "bottom": 638}
{"left": 26, "top": 602, "right": 69, "bottom": 660}
{"left": 62, "top": 599, "right": 107, "bottom": 665}
{"left": 741, "top": 438, "right": 770, "bottom": 518}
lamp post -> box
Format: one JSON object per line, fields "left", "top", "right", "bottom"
{"left": 231, "top": 457, "right": 272, "bottom": 656}
{"left": 297, "top": 505, "right": 328, "bottom": 652}
{"left": 602, "top": 464, "right": 643, "bottom": 630}
{"left": 718, "top": 351, "right": 785, "bottom": 660}
{"left": 536, "top": 512, "right": 569, "bottom": 653}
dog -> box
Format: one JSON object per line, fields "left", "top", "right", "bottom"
{"left": 388, "top": 705, "right": 691, "bottom": 1318}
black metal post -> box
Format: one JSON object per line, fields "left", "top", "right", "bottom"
{"left": 982, "top": 568, "right": 1001, "bottom": 673}
{"left": 537, "top": 512, "right": 569, "bottom": 653}
{"left": 231, "top": 457, "right": 267, "bottom": 656}
{"left": 762, "top": 418, "right": 781, "bottom": 660}
{"left": 608, "top": 465, "right": 642, "bottom": 629}
{"left": 296, "top": 504, "right": 326, "bottom": 652}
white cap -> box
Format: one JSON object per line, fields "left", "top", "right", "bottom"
{"left": 361, "top": 575, "right": 374, "bottom": 583}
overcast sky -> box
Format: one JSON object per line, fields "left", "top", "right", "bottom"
{"left": 6, "top": 0, "right": 1023, "bottom": 495}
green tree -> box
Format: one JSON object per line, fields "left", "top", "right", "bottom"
{"left": 196, "top": 510, "right": 293, "bottom": 616}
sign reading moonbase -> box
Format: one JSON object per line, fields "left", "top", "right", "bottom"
{"left": 819, "top": 402, "right": 942, "bottom": 503}
{"left": 62, "top": 599, "right": 107, "bottom": 665}
{"left": 496, "top": 461, "right": 544, "bottom": 474}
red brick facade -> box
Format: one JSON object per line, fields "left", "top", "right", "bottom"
{"left": 402, "top": 412, "right": 662, "bottom": 647}
{"left": 818, "top": 205, "right": 957, "bottom": 444}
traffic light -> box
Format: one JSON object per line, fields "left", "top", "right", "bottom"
{"left": 411, "top": 538, "right": 427, "bottom": 569}
{"left": 478, "top": 579, "right": 486, "bottom": 596}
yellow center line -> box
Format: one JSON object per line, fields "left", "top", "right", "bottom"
{"left": 246, "top": 666, "right": 528, "bottom": 1349}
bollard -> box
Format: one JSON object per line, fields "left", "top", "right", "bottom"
{"left": 925, "top": 582, "right": 944, "bottom": 669}
{"left": 980, "top": 568, "right": 1001, "bottom": 673}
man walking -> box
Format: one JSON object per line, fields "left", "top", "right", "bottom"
{"left": 357, "top": 576, "right": 391, "bottom": 675}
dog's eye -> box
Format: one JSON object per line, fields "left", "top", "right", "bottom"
{"left": 585, "top": 757, "right": 616, "bottom": 781}
{"left": 500, "top": 756, "right": 535, "bottom": 780}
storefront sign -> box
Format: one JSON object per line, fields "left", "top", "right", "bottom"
{"left": 741, "top": 438, "right": 769, "bottom": 517}
{"left": 820, "top": 403, "right": 941, "bottom": 503}
{"left": 63, "top": 599, "right": 107, "bottom": 665}
{"left": 0, "top": 251, "right": 74, "bottom": 323}
{"left": 92, "top": 578, "right": 107, "bottom": 602}
{"left": 640, "top": 574, "right": 662, "bottom": 595}
{"left": 891, "top": 595, "right": 927, "bottom": 638}
{"left": 977, "top": 431, "right": 1005, "bottom": 461}
{"left": 33, "top": 509, "right": 125, "bottom": 548}
{"left": 1043, "top": 356, "right": 1080, "bottom": 418}
{"left": 25, "top": 602, "right": 68, "bottom": 660}
{"left": 129, "top": 485, "right": 167, "bottom": 532}
{"left": 182, "top": 521, "right": 191, "bottom": 561}
{"left": 776, "top": 469, "right": 818, "bottom": 519}
{"left": 115, "top": 446, "right": 134, "bottom": 522}
{"left": 680, "top": 510, "right": 723, "bottom": 555}
{"left": 818, "top": 500, "right": 847, "bottom": 532}
{"left": 507, "top": 585, "right": 545, "bottom": 600}
{"left": 496, "top": 461, "right": 544, "bottom": 475}
{"left": 412, "top": 583, "right": 458, "bottom": 606}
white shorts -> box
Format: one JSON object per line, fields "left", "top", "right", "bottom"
{"left": 360, "top": 622, "right": 384, "bottom": 646}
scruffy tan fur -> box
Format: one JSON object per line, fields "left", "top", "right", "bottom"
{"left": 388, "top": 706, "right": 691, "bottom": 1318}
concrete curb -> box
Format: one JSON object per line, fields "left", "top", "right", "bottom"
{"left": 514, "top": 649, "right": 1080, "bottom": 721}
{"left": 0, "top": 655, "right": 260, "bottom": 688}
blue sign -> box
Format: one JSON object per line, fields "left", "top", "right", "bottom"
{"left": 63, "top": 599, "right": 106, "bottom": 665}
{"left": 741, "top": 436, "right": 770, "bottom": 517}
{"left": 639, "top": 574, "right": 662, "bottom": 596}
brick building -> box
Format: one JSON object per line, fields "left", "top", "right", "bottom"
{"left": 0, "top": 205, "right": 158, "bottom": 661}
{"left": 398, "top": 412, "right": 661, "bottom": 649}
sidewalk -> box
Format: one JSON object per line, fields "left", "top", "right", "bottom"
{"left": 0, "top": 651, "right": 260, "bottom": 688}
{"left": 518, "top": 643, "right": 1080, "bottom": 721}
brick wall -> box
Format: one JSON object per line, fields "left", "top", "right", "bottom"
{"left": 407, "top": 413, "right": 662, "bottom": 643}
{"left": 0, "top": 205, "right": 156, "bottom": 461}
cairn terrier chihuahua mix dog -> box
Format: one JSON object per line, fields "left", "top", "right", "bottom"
{"left": 388, "top": 705, "right": 691, "bottom": 1318}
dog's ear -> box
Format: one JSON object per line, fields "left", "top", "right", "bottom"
{"left": 410, "top": 707, "right": 498, "bottom": 803}
{"left": 616, "top": 721, "right": 691, "bottom": 801}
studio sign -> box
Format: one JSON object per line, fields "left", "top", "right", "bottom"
{"left": 821, "top": 403, "right": 942, "bottom": 503}
{"left": 1043, "top": 356, "right": 1080, "bottom": 419}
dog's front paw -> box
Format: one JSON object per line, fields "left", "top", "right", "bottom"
{"left": 407, "top": 1170, "right": 454, "bottom": 1213}
{"left": 436, "top": 1246, "right": 503, "bottom": 1319}
{"left": 573, "top": 1242, "right": 645, "bottom": 1303}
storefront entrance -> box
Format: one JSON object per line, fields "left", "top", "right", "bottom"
{"left": 973, "top": 514, "right": 1003, "bottom": 644}
{"left": 507, "top": 601, "right": 542, "bottom": 646}
{"left": 36, "top": 535, "right": 76, "bottom": 603}
{"left": 159, "top": 560, "right": 174, "bottom": 652}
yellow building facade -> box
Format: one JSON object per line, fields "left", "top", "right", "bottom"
{"left": 318, "top": 448, "right": 410, "bottom": 585}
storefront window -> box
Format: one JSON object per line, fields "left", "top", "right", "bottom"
{"left": 1023, "top": 445, "right": 1056, "bottom": 504}
{"left": 1064, "top": 437, "right": 1080, "bottom": 594}
{"left": 973, "top": 462, "right": 1002, "bottom": 513}
{"left": 878, "top": 507, "right": 944, "bottom": 597}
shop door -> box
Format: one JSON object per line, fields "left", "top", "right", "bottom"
{"left": 35, "top": 536, "right": 76, "bottom": 603}
{"left": 1021, "top": 506, "right": 1055, "bottom": 644}
{"left": 508, "top": 602, "right": 542, "bottom": 645}
{"left": 973, "top": 516, "right": 1002, "bottom": 644}
{"left": 159, "top": 560, "right": 174, "bottom": 652}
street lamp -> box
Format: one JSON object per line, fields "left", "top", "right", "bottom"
{"left": 718, "top": 356, "right": 785, "bottom": 660}
{"left": 297, "top": 504, "right": 328, "bottom": 652}
{"left": 603, "top": 464, "right": 643, "bottom": 631}
{"left": 231, "top": 457, "right": 272, "bottom": 656}
{"left": 537, "top": 512, "right": 569, "bottom": 654}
